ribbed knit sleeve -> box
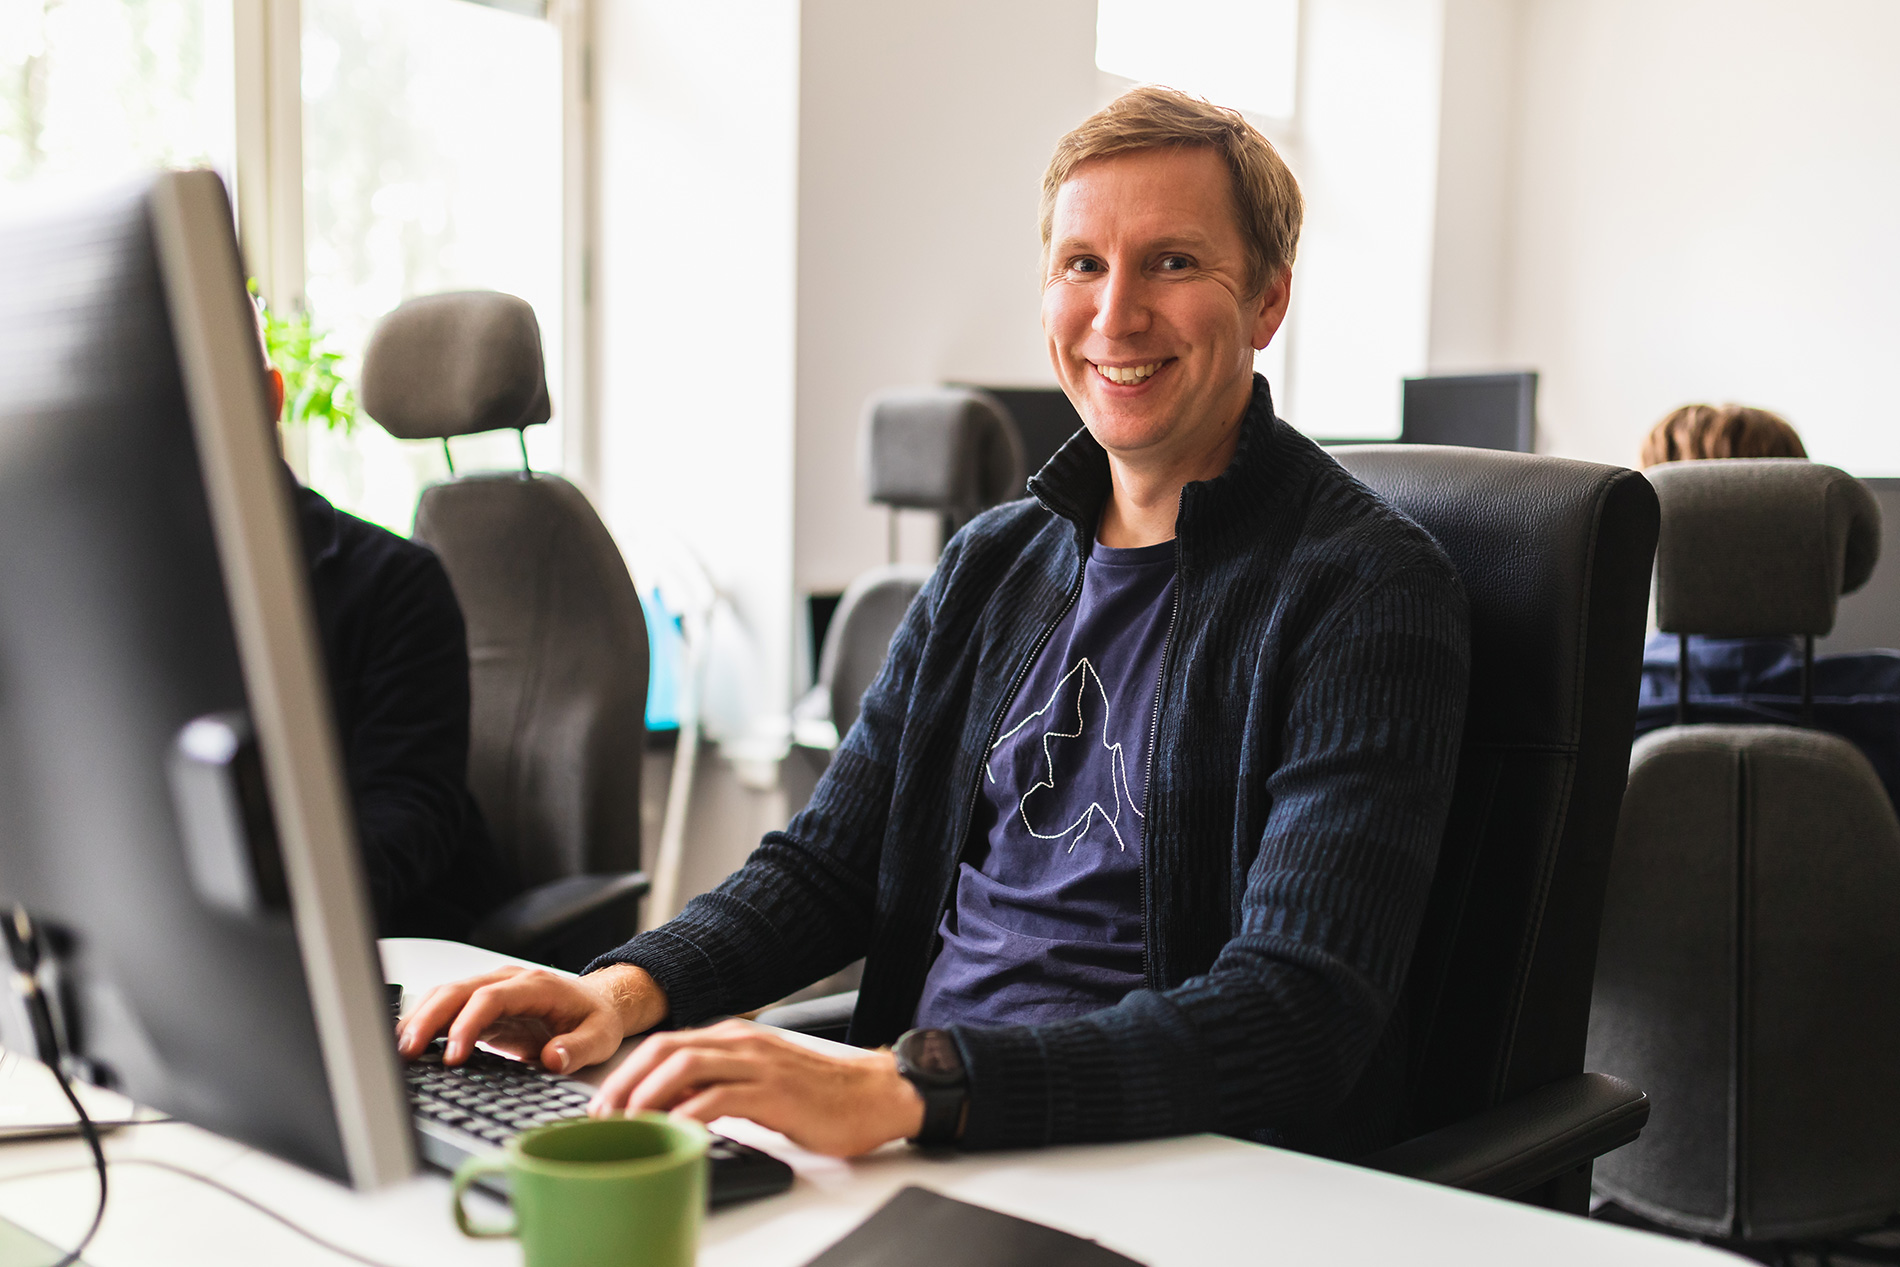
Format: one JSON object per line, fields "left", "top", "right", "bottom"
{"left": 581, "top": 541, "right": 953, "bottom": 1023}
{"left": 949, "top": 558, "right": 1470, "bottom": 1150}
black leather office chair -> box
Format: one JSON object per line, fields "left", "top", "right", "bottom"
{"left": 1586, "top": 459, "right": 1900, "bottom": 1249}
{"left": 764, "top": 445, "right": 1662, "bottom": 1211}
{"left": 359, "top": 291, "right": 649, "bottom": 971}
{"left": 1338, "top": 446, "right": 1658, "bottom": 1211}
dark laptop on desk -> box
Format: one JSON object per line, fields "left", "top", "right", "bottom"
{"left": 0, "top": 171, "right": 787, "bottom": 1206}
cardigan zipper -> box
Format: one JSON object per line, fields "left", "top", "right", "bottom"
{"left": 1137, "top": 525, "right": 1183, "bottom": 992}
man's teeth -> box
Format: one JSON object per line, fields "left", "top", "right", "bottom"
{"left": 1095, "top": 362, "right": 1161, "bottom": 385}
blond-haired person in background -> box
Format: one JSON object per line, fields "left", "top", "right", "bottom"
{"left": 1634, "top": 403, "right": 1900, "bottom": 808}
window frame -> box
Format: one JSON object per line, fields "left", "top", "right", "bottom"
{"left": 230, "top": 0, "right": 597, "bottom": 488}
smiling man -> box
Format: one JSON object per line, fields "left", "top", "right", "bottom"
{"left": 401, "top": 87, "right": 1471, "bottom": 1162}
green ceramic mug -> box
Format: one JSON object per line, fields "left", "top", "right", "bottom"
{"left": 451, "top": 1113, "right": 710, "bottom": 1267}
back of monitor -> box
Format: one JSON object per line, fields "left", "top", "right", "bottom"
{"left": 1401, "top": 372, "right": 1537, "bottom": 453}
{"left": 0, "top": 171, "right": 412, "bottom": 1188}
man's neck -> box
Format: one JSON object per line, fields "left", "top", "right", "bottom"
{"left": 1095, "top": 405, "right": 1248, "bottom": 549}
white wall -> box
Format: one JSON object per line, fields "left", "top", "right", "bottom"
{"left": 1491, "top": 0, "right": 1900, "bottom": 472}
{"left": 593, "top": 1, "right": 801, "bottom": 748}
{"left": 1425, "top": 0, "right": 1521, "bottom": 373}
{"left": 1280, "top": 0, "right": 1447, "bottom": 439}
{"left": 792, "top": 0, "right": 1102, "bottom": 602}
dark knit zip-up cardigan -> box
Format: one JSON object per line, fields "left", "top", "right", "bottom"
{"left": 592, "top": 376, "right": 1471, "bottom": 1156}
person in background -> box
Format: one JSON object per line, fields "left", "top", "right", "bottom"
{"left": 1634, "top": 402, "right": 1900, "bottom": 809}
{"left": 259, "top": 349, "right": 513, "bottom": 937}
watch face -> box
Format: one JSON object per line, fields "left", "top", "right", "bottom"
{"left": 902, "top": 1029, "right": 964, "bottom": 1083}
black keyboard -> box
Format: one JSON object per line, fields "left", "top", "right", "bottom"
{"left": 401, "top": 1040, "right": 795, "bottom": 1207}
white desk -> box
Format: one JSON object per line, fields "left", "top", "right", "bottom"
{"left": 0, "top": 938, "right": 1735, "bottom": 1266}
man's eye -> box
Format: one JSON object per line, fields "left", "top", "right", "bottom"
{"left": 1067, "top": 257, "right": 1104, "bottom": 274}
{"left": 1157, "top": 255, "right": 1193, "bottom": 272}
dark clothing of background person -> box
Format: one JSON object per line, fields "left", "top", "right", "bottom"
{"left": 296, "top": 483, "right": 512, "bottom": 937}
{"left": 1636, "top": 631, "right": 1900, "bottom": 811}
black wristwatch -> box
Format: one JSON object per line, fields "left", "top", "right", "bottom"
{"left": 891, "top": 1027, "right": 968, "bottom": 1145}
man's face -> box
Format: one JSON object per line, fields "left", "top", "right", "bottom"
{"left": 1041, "top": 147, "right": 1289, "bottom": 465}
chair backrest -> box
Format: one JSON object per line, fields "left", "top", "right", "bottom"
{"left": 1587, "top": 459, "right": 1900, "bottom": 1241}
{"left": 817, "top": 564, "right": 932, "bottom": 737}
{"left": 360, "top": 291, "right": 646, "bottom": 888}
{"left": 1648, "top": 458, "right": 1879, "bottom": 638}
{"left": 1331, "top": 446, "right": 1659, "bottom": 1135}
{"left": 359, "top": 290, "right": 551, "bottom": 439}
{"left": 1591, "top": 726, "right": 1900, "bottom": 1240}
{"left": 411, "top": 475, "right": 646, "bottom": 885}
{"left": 864, "top": 386, "right": 1025, "bottom": 538}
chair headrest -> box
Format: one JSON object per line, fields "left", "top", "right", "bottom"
{"left": 359, "top": 291, "right": 551, "bottom": 440}
{"left": 1650, "top": 459, "right": 1881, "bottom": 637}
{"left": 863, "top": 387, "right": 1025, "bottom": 515}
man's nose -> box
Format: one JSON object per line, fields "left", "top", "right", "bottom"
{"left": 1091, "top": 268, "right": 1150, "bottom": 341}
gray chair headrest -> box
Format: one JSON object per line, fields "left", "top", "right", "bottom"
{"left": 864, "top": 387, "right": 1025, "bottom": 515}
{"left": 360, "top": 291, "right": 551, "bottom": 440}
{"left": 1650, "top": 459, "right": 1881, "bottom": 637}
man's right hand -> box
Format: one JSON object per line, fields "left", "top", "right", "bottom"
{"left": 396, "top": 963, "right": 669, "bottom": 1075}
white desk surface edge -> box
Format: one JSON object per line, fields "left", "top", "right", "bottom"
{"left": 0, "top": 937, "right": 1736, "bottom": 1266}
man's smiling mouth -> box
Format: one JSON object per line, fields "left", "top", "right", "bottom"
{"left": 1092, "top": 361, "right": 1165, "bottom": 385}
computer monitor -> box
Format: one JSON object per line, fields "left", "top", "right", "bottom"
{"left": 958, "top": 385, "right": 1083, "bottom": 481}
{"left": 1401, "top": 371, "right": 1538, "bottom": 452}
{"left": 0, "top": 171, "right": 413, "bottom": 1188}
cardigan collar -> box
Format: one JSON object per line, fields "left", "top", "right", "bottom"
{"left": 1026, "top": 373, "right": 1293, "bottom": 571}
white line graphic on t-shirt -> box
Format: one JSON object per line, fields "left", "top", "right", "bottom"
{"left": 986, "top": 657, "right": 1142, "bottom": 853}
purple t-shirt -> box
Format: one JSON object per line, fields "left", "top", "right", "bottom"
{"left": 914, "top": 538, "right": 1177, "bottom": 1028}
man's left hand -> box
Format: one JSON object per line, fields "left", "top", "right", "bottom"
{"left": 589, "top": 1019, "right": 926, "bottom": 1157}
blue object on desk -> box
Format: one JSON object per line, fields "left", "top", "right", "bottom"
{"left": 643, "top": 587, "right": 687, "bottom": 733}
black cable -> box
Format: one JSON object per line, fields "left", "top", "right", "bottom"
{"left": 0, "top": 1159, "right": 410, "bottom": 1267}
{"left": 37, "top": 1045, "right": 106, "bottom": 1267}
{"left": 4, "top": 907, "right": 104, "bottom": 1267}
{"left": 0, "top": 909, "right": 402, "bottom": 1267}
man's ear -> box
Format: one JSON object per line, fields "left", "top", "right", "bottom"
{"left": 265, "top": 366, "right": 285, "bottom": 423}
{"left": 1250, "top": 268, "right": 1293, "bottom": 351}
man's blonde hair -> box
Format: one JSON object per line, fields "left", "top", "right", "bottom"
{"left": 1039, "top": 85, "right": 1304, "bottom": 297}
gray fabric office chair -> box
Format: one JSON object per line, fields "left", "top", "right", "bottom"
{"left": 767, "top": 445, "right": 1665, "bottom": 1213}
{"left": 864, "top": 386, "right": 1025, "bottom": 551}
{"left": 1585, "top": 460, "right": 1900, "bottom": 1246}
{"left": 785, "top": 389, "right": 1027, "bottom": 815}
{"left": 793, "top": 564, "right": 933, "bottom": 747}
{"left": 360, "top": 291, "right": 649, "bottom": 971}
{"left": 782, "top": 564, "right": 932, "bottom": 972}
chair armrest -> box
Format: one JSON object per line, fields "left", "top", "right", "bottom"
{"left": 470, "top": 872, "right": 650, "bottom": 963}
{"left": 1358, "top": 1072, "right": 1648, "bottom": 1198}
{"left": 755, "top": 990, "right": 858, "bottom": 1043}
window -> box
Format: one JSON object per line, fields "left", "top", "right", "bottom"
{"left": 298, "top": 0, "right": 566, "bottom": 534}
{"left": 1095, "top": 0, "right": 1300, "bottom": 122}
{"left": 4, "top": 0, "right": 578, "bottom": 539}
{"left": 1094, "top": 0, "right": 1302, "bottom": 409}
{"left": 1, "top": 0, "right": 234, "bottom": 188}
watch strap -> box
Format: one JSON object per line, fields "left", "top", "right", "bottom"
{"left": 894, "top": 1028, "right": 968, "bottom": 1145}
